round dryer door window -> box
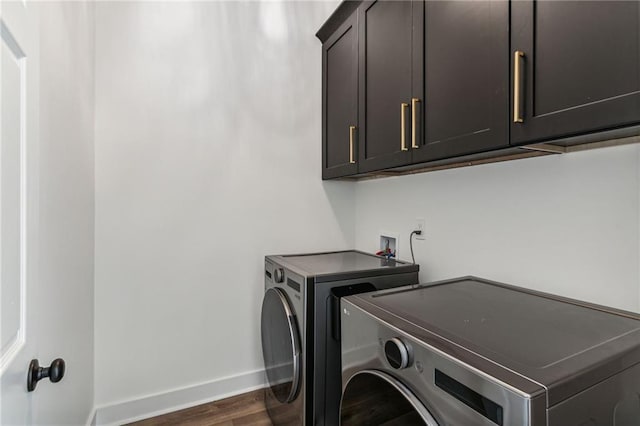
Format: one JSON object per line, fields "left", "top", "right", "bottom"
{"left": 340, "top": 370, "right": 439, "bottom": 426}
{"left": 260, "top": 287, "right": 301, "bottom": 403}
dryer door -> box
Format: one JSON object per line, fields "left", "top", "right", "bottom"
{"left": 340, "top": 370, "right": 439, "bottom": 425}
{"left": 260, "top": 287, "right": 301, "bottom": 403}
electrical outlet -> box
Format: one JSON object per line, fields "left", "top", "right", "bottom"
{"left": 415, "top": 218, "right": 426, "bottom": 240}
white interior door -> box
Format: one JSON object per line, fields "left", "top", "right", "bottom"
{"left": 0, "top": 1, "right": 42, "bottom": 423}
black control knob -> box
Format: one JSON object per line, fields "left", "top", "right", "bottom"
{"left": 27, "top": 358, "right": 65, "bottom": 392}
{"left": 274, "top": 268, "right": 285, "bottom": 283}
{"left": 385, "top": 338, "right": 411, "bottom": 369}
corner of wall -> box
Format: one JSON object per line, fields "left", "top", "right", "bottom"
{"left": 90, "top": 0, "right": 98, "bottom": 420}
{"left": 637, "top": 144, "right": 640, "bottom": 312}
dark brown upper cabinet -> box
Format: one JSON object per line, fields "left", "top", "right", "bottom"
{"left": 510, "top": 1, "right": 640, "bottom": 145}
{"left": 357, "top": 0, "right": 418, "bottom": 173}
{"left": 317, "top": 0, "right": 640, "bottom": 179}
{"left": 411, "top": 0, "right": 510, "bottom": 163}
{"left": 321, "top": 10, "right": 359, "bottom": 179}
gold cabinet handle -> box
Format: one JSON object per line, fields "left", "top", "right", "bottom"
{"left": 411, "top": 98, "right": 420, "bottom": 149}
{"left": 401, "top": 103, "right": 409, "bottom": 151}
{"left": 349, "top": 126, "right": 356, "bottom": 164}
{"left": 513, "top": 50, "right": 525, "bottom": 123}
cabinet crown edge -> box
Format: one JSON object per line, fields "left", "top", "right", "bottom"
{"left": 316, "top": 0, "right": 362, "bottom": 42}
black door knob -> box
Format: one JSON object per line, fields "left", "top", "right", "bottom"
{"left": 27, "top": 358, "right": 65, "bottom": 392}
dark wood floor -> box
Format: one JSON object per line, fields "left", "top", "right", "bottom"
{"left": 127, "top": 388, "right": 273, "bottom": 426}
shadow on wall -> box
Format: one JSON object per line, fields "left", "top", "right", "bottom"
{"left": 131, "top": 1, "right": 335, "bottom": 139}
{"left": 322, "top": 180, "right": 357, "bottom": 247}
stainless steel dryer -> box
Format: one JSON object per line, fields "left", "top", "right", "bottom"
{"left": 340, "top": 276, "right": 640, "bottom": 425}
{"left": 261, "top": 250, "right": 419, "bottom": 425}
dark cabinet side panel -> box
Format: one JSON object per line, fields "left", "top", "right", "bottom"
{"left": 511, "top": 1, "right": 640, "bottom": 144}
{"left": 358, "top": 0, "right": 413, "bottom": 173}
{"left": 323, "top": 14, "right": 358, "bottom": 179}
{"left": 413, "top": 0, "right": 509, "bottom": 163}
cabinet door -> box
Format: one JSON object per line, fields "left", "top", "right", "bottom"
{"left": 412, "top": 0, "right": 509, "bottom": 163}
{"left": 358, "top": 0, "right": 415, "bottom": 173}
{"left": 322, "top": 12, "right": 358, "bottom": 179}
{"left": 511, "top": 1, "right": 640, "bottom": 144}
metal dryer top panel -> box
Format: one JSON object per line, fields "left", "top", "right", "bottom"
{"left": 347, "top": 277, "right": 640, "bottom": 407}
{"left": 267, "top": 250, "right": 418, "bottom": 282}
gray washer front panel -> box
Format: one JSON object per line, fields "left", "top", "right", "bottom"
{"left": 341, "top": 297, "right": 537, "bottom": 425}
{"left": 263, "top": 252, "right": 419, "bottom": 426}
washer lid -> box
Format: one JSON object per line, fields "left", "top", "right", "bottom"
{"left": 267, "top": 250, "right": 418, "bottom": 281}
{"left": 347, "top": 277, "right": 640, "bottom": 407}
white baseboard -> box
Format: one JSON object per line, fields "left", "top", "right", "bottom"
{"left": 93, "top": 369, "right": 266, "bottom": 426}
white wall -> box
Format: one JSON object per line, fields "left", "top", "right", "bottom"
{"left": 37, "top": 2, "right": 95, "bottom": 424}
{"left": 354, "top": 144, "right": 640, "bottom": 313}
{"left": 91, "top": 1, "right": 640, "bottom": 422}
{"left": 93, "top": 0, "right": 351, "bottom": 414}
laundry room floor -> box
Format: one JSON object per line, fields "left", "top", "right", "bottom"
{"left": 126, "top": 388, "right": 272, "bottom": 426}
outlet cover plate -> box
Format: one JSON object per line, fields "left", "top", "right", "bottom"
{"left": 415, "top": 218, "right": 425, "bottom": 240}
